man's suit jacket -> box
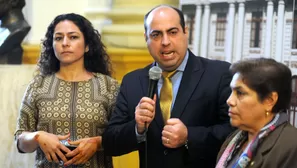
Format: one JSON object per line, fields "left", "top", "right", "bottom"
{"left": 217, "top": 122, "right": 297, "bottom": 168}
{"left": 103, "top": 51, "right": 234, "bottom": 168}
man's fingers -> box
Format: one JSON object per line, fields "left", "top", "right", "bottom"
{"left": 143, "top": 115, "right": 154, "bottom": 123}
{"left": 136, "top": 109, "right": 154, "bottom": 122}
{"left": 166, "top": 118, "right": 181, "bottom": 125}
{"left": 162, "top": 129, "right": 171, "bottom": 138}
{"left": 142, "top": 109, "right": 154, "bottom": 118}
{"left": 138, "top": 102, "right": 155, "bottom": 112}
{"left": 137, "top": 116, "right": 152, "bottom": 126}
{"left": 153, "top": 94, "right": 157, "bottom": 102}
{"left": 139, "top": 97, "right": 155, "bottom": 105}
{"left": 163, "top": 125, "right": 174, "bottom": 132}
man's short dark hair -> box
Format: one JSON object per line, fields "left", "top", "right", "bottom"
{"left": 144, "top": 5, "right": 186, "bottom": 35}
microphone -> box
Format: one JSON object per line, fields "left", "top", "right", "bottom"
{"left": 147, "top": 66, "right": 162, "bottom": 98}
{"left": 144, "top": 66, "right": 162, "bottom": 168}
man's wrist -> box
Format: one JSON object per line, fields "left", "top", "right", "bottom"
{"left": 135, "top": 124, "right": 146, "bottom": 143}
{"left": 136, "top": 125, "right": 146, "bottom": 135}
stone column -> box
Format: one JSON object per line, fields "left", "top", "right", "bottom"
{"left": 225, "top": 1, "right": 235, "bottom": 63}
{"left": 84, "top": 0, "right": 112, "bottom": 33}
{"left": 234, "top": 1, "right": 245, "bottom": 62}
{"left": 275, "top": 0, "right": 285, "bottom": 62}
{"left": 264, "top": 0, "right": 274, "bottom": 58}
{"left": 192, "top": 4, "right": 202, "bottom": 56}
{"left": 102, "top": 0, "right": 179, "bottom": 49}
{"left": 201, "top": 3, "right": 210, "bottom": 58}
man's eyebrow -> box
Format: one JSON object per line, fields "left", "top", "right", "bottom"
{"left": 166, "top": 27, "right": 178, "bottom": 32}
{"left": 150, "top": 30, "right": 161, "bottom": 34}
{"left": 150, "top": 27, "right": 179, "bottom": 34}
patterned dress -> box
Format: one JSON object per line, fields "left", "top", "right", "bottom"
{"left": 14, "top": 73, "right": 119, "bottom": 168}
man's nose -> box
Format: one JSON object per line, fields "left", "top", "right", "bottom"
{"left": 161, "top": 34, "right": 171, "bottom": 46}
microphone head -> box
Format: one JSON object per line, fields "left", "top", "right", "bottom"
{"left": 149, "top": 66, "right": 162, "bottom": 80}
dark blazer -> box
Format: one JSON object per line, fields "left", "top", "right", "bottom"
{"left": 217, "top": 122, "right": 297, "bottom": 168}
{"left": 103, "top": 51, "right": 234, "bottom": 168}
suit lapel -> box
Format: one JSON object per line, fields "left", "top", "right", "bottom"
{"left": 139, "top": 64, "right": 164, "bottom": 129}
{"left": 171, "top": 52, "right": 205, "bottom": 119}
{"left": 139, "top": 66, "right": 149, "bottom": 98}
{"left": 154, "top": 98, "right": 164, "bottom": 129}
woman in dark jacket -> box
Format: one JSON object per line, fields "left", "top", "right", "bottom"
{"left": 216, "top": 58, "right": 297, "bottom": 168}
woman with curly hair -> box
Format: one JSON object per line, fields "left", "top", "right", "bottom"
{"left": 14, "top": 13, "right": 119, "bottom": 168}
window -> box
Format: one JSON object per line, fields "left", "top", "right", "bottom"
{"left": 250, "top": 12, "right": 263, "bottom": 48}
{"left": 292, "top": 11, "right": 297, "bottom": 49}
{"left": 215, "top": 13, "right": 227, "bottom": 46}
{"left": 185, "top": 14, "right": 195, "bottom": 45}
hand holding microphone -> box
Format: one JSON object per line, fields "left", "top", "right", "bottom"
{"left": 135, "top": 66, "right": 162, "bottom": 134}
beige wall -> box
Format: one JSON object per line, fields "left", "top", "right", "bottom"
{"left": 23, "top": 0, "right": 87, "bottom": 44}
{"left": 0, "top": 65, "right": 36, "bottom": 167}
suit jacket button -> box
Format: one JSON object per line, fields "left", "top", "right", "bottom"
{"left": 164, "top": 150, "right": 168, "bottom": 155}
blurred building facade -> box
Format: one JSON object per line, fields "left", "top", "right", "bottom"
{"left": 180, "top": 0, "right": 297, "bottom": 74}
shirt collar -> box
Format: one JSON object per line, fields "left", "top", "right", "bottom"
{"left": 177, "top": 50, "right": 188, "bottom": 72}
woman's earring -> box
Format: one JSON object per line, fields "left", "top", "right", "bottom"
{"left": 265, "top": 111, "right": 269, "bottom": 117}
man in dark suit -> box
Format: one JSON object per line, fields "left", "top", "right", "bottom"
{"left": 103, "top": 5, "right": 234, "bottom": 168}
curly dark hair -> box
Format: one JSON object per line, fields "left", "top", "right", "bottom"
{"left": 37, "top": 13, "right": 112, "bottom": 76}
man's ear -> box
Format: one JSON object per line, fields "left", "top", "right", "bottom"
{"left": 264, "top": 92, "right": 278, "bottom": 112}
{"left": 144, "top": 32, "right": 148, "bottom": 42}
{"left": 184, "top": 26, "right": 189, "bottom": 37}
{"left": 85, "top": 45, "right": 89, "bottom": 52}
